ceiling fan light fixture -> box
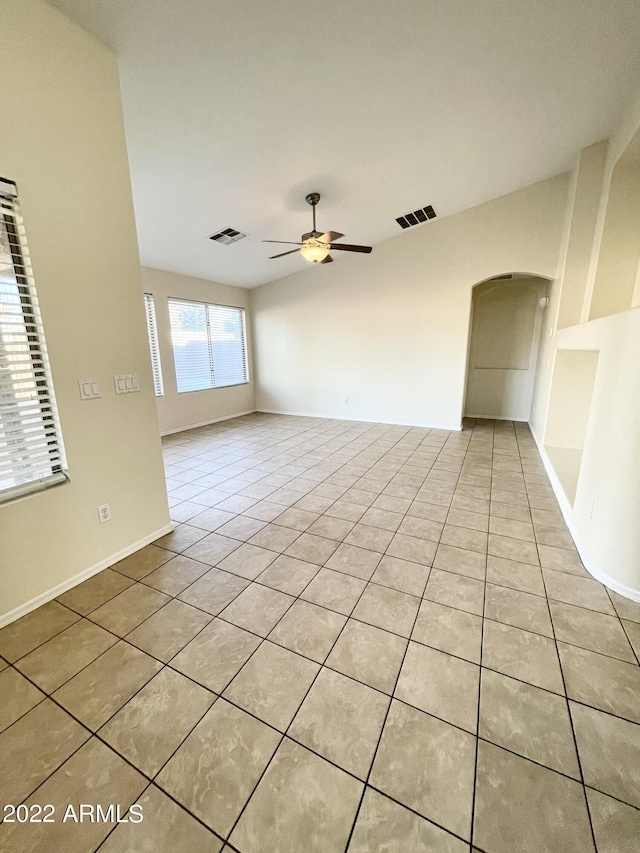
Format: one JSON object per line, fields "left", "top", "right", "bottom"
{"left": 300, "top": 239, "right": 330, "bottom": 263}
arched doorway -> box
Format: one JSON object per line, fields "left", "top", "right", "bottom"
{"left": 464, "top": 274, "right": 550, "bottom": 421}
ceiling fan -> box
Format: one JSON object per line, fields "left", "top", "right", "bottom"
{"left": 263, "top": 193, "right": 373, "bottom": 263}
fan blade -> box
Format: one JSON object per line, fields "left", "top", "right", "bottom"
{"left": 328, "top": 243, "right": 373, "bottom": 254}
{"left": 320, "top": 254, "right": 333, "bottom": 264}
{"left": 319, "top": 231, "right": 344, "bottom": 243}
{"left": 263, "top": 240, "right": 304, "bottom": 246}
{"left": 269, "top": 249, "right": 300, "bottom": 259}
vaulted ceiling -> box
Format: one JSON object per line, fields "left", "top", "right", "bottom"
{"left": 49, "top": 0, "right": 640, "bottom": 287}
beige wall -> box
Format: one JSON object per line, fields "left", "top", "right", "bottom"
{"left": 531, "top": 91, "right": 640, "bottom": 599}
{"left": 0, "top": 0, "right": 170, "bottom": 623}
{"left": 252, "top": 174, "right": 569, "bottom": 429}
{"left": 141, "top": 267, "right": 256, "bottom": 434}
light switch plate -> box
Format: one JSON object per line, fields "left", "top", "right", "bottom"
{"left": 79, "top": 379, "right": 101, "bottom": 400}
{"left": 114, "top": 374, "right": 140, "bottom": 394}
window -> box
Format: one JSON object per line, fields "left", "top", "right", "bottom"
{"left": 143, "top": 293, "right": 163, "bottom": 396}
{"left": 0, "top": 178, "right": 67, "bottom": 503}
{"left": 168, "top": 298, "right": 248, "bottom": 393}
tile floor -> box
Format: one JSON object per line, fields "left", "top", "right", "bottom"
{"left": 1, "top": 413, "right": 639, "bottom": 852}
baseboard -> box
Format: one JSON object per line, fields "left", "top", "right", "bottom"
{"left": 530, "top": 428, "right": 640, "bottom": 603}
{"left": 464, "top": 413, "right": 528, "bottom": 422}
{"left": 160, "top": 409, "right": 257, "bottom": 436}
{"left": 0, "top": 522, "right": 174, "bottom": 628}
{"left": 256, "top": 408, "right": 462, "bottom": 431}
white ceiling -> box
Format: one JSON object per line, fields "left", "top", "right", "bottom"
{"left": 48, "top": 0, "right": 640, "bottom": 288}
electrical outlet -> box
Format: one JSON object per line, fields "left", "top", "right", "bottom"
{"left": 343, "top": 397, "right": 348, "bottom": 405}
{"left": 98, "top": 503, "right": 111, "bottom": 524}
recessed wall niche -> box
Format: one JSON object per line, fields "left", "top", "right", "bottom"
{"left": 589, "top": 127, "right": 640, "bottom": 320}
{"left": 544, "top": 349, "right": 599, "bottom": 505}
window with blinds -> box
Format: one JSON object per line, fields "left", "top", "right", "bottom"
{"left": 168, "top": 298, "right": 248, "bottom": 393}
{"left": 143, "top": 293, "right": 163, "bottom": 396}
{"left": 0, "top": 178, "right": 68, "bottom": 503}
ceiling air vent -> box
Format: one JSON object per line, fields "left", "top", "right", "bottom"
{"left": 396, "top": 204, "right": 437, "bottom": 229}
{"left": 208, "top": 227, "right": 248, "bottom": 245}
{"left": 492, "top": 273, "right": 514, "bottom": 280}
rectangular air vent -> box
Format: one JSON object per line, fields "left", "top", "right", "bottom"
{"left": 492, "top": 274, "right": 514, "bottom": 280}
{"left": 396, "top": 204, "right": 437, "bottom": 229}
{"left": 208, "top": 227, "right": 248, "bottom": 245}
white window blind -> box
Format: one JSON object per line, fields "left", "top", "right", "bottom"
{"left": 0, "top": 178, "right": 68, "bottom": 503}
{"left": 168, "top": 298, "right": 247, "bottom": 393}
{"left": 143, "top": 293, "right": 163, "bottom": 396}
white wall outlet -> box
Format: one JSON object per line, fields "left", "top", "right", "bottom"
{"left": 98, "top": 503, "right": 111, "bottom": 524}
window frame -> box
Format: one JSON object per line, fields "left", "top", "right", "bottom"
{"left": 167, "top": 297, "right": 249, "bottom": 394}
{"left": 0, "top": 177, "right": 68, "bottom": 504}
{"left": 143, "top": 293, "right": 164, "bottom": 397}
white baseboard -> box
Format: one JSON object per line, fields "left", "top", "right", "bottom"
{"left": 160, "top": 409, "right": 257, "bottom": 436}
{"left": 530, "top": 428, "right": 640, "bottom": 603}
{"left": 256, "top": 408, "right": 462, "bottom": 431}
{"left": 0, "top": 522, "right": 174, "bottom": 629}
{"left": 465, "top": 413, "right": 528, "bottom": 422}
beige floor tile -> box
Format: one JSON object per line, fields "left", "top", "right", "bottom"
{"left": 344, "top": 523, "right": 395, "bottom": 553}
{"left": 373, "top": 494, "right": 412, "bottom": 513}
{"left": 440, "top": 524, "right": 488, "bottom": 554}
{"left": 446, "top": 507, "right": 489, "bottom": 532}
{"left": 141, "top": 554, "right": 211, "bottom": 595}
{"left": 215, "top": 516, "right": 268, "bottom": 543}
{"left": 154, "top": 523, "right": 209, "bottom": 553}
{"left": 352, "top": 583, "right": 420, "bottom": 638}
{"left": 223, "top": 641, "right": 319, "bottom": 731}
{"left": 306, "top": 515, "right": 357, "bottom": 541}
{"left": 479, "top": 669, "right": 580, "bottom": 777}
{"left": 396, "top": 642, "right": 479, "bottom": 733}
{"left": 15, "top": 619, "right": 117, "bottom": 692}
{"left": 284, "top": 531, "right": 340, "bottom": 564}
{"left": 247, "top": 522, "right": 302, "bottom": 552}
{"left": 348, "top": 787, "right": 467, "bottom": 853}
{"left": 57, "top": 568, "right": 133, "bottom": 615}
{"left": 386, "top": 532, "right": 438, "bottom": 566}
{"left": 170, "top": 617, "right": 260, "bottom": 693}
{"left": 182, "top": 532, "right": 241, "bottom": 565}
{"left": 543, "top": 568, "right": 616, "bottom": 614}
{"left": 273, "top": 506, "right": 320, "bottom": 530}
{"left": 0, "top": 669, "right": 45, "bottom": 733}
{"left": 53, "top": 640, "right": 162, "bottom": 729}
{"left": 489, "top": 515, "right": 535, "bottom": 542}
{"left": 586, "top": 787, "right": 640, "bottom": 853}
{"left": 219, "top": 583, "right": 294, "bottom": 636}
{"left": 538, "top": 543, "right": 586, "bottom": 575}
{"left": 488, "top": 533, "right": 539, "bottom": 565}
{"left": 99, "top": 784, "right": 222, "bottom": 853}
{"left": 433, "top": 543, "right": 486, "bottom": 580}
{"left": 256, "top": 554, "right": 319, "bottom": 595}
{"left": 559, "top": 642, "right": 640, "bottom": 723}
{"left": 473, "top": 740, "right": 595, "bottom": 853}
{"left": 177, "top": 566, "right": 249, "bottom": 615}
{"left": 571, "top": 701, "right": 640, "bottom": 808}
{"left": 490, "top": 500, "right": 531, "bottom": 522}
{"left": 395, "top": 514, "right": 441, "bottom": 540}
{"left": 409, "top": 499, "right": 449, "bottom": 522}
{"left": 99, "top": 668, "right": 214, "bottom": 777}
{"left": 243, "top": 500, "right": 290, "bottom": 522}
{"left": 424, "top": 569, "right": 485, "bottom": 616}
{"left": 609, "top": 590, "right": 640, "bottom": 623}
{"left": 290, "top": 668, "right": 389, "bottom": 778}
{"left": 112, "top": 544, "right": 174, "bottom": 580}
{"left": 535, "top": 525, "right": 576, "bottom": 550}
{"left": 485, "top": 583, "right": 553, "bottom": 637}
{"left": 622, "top": 619, "right": 640, "bottom": 659}
{"left": 301, "top": 568, "right": 367, "bottom": 615}
{"left": 324, "top": 500, "right": 367, "bottom": 522}
{"left": 89, "top": 584, "right": 171, "bottom": 636}
{"left": 550, "top": 601, "right": 636, "bottom": 662}
{"left": 268, "top": 600, "right": 346, "bottom": 663}
{"left": 1, "top": 738, "right": 146, "bottom": 853}
{"left": 0, "top": 600, "right": 79, "bottom": 662}
{"left": 216, "top": 543, "right": 279, "bottom": 580}
{"left": 230, "top": 737, "right": 363, "bottom": 853}
{"left": 125, "top": 599, "right": 212, "bottom": 662}
{"left": 370, "top": 699, "right": 476, "bottom": 839}
{"left": 326, "top": 619, "right": 407, "bottom": 694}
{"left": 343, "top": 487, "right": 378, "bottom": 507}
{"left": 412, "top": 599, "right": 483, "bottom": 664}
{"left": 186, "top": 510, "right": 236, "bottom": 535}
{"left": 0, "top": 699, "right": 89, "bottom": 805}
{"left": 483, "top": 620, "right": 564, "bottom": 694}
{"left": 486, "top": 555, "right": 545, "bottom": 596}
{"left": 325, "top": 542, "right": 382, "bottom": 580}
{"left": 370, "top": 555, "right": 430, "bottom": 596}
